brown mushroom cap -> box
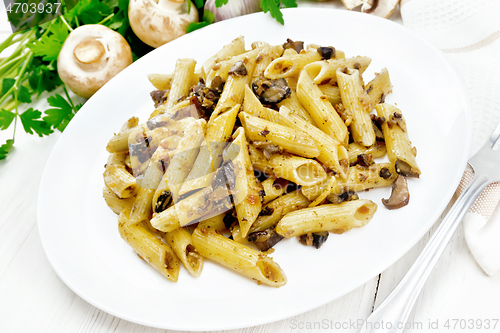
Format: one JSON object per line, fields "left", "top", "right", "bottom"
{"left": 382, "top": 174, "right": 410, "bottom": 209}
{"left": 128, "top": 0, "right": 198, "bottom": 48}
{"left": 57, "top": 25, "right": 133, "bottom": 99}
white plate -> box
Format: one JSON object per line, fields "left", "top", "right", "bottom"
{"left": 38, "top": 8, "right": 472, "bottom": 331}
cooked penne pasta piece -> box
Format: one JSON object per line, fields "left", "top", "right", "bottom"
{"left": 202, "top": 36, "right": 246, "bottom": 79}
{"left": 308, "top": 176, "right": 337, "bottom": 208}
{"left": 260, "top": 177, "right": 286, "bottom": 204}
{"left": 103, "top": 185, "right": 135, "bottom": 215}
{"left": 179, "top": 104, "right": 240, "bottom": 195}
{"left": 279, "top": 105, "right": 348, "bottom": 178}
{"left": 230, "top": 224, "right": 252, "bottom": 245}
{"left": 376, "top": 103, "right": 421, "bottom": 177}
{"left": 304, "top": 56, "right": 372, "bottom": 84}
{"left": 103, "top": 164, "right": 136, "bottom": 198}
{"left": 276, "top": 199, "right": 377, "bottom": 237}
{"left": 150, "top": 203, "right": 181, "bottom": 232}
{"left": 337, "top": 68, "right": 375, "bottom": 147}
{"left": 253, "top": 45, "right": 284, "bottom": 79}
{"left": 118, "top": 209, "right": 180, "bottom": 281}
{"left": 148, "top": 72, "right": 201, "bottom": 91}
{"left": 366, "top": 68, "right": 392, "bottom": 106}
{"left": 197, "top": 212, "right": 227, "bottom": 232}
{"left": 297, "top": 69, "right": 348, "bottom": 144}
{"left": 106, "top": 118, "right": 142, "bottom": 153}
{"left": 192, "top": 227, "right": 287, "bottom": 287}
{"left": 147, "top": 73, "right": 172, "bottom": 91}
{"left": 160, "top": 119, "right": 206, "bottom": 201}
{"left": 165, "top": 58, "right": 196, "bottom": 110}
{"left": 249, "top": 191, "right": 311, "bottom": 233}
{"left": 209, "top": 57, "right": 256, "bottom": 120}
{"left": 347, "top": 142, "right": 387, "bottom": 164}
{"left": 249, "top": 144, "right": 326, "bottom": 186}
{"left": 264, "top": 49, "right": 322, "bottom": 79}
{"left": 319, "top": 84, "right": 341, "bottom": 106}
{"left": 239, "top": 112, "right": 319, "bottom": 158}
{"left": 277, "top": 78, "right": 314, "bottom": 124}
{"left": 302, "top": 162, "right": 397, "bottom": 201}
{"left": 164, "top": 227, "right": 204, "bottom": 277}
{"left": 223, "top": 127, "right": 263, "bottom": 237}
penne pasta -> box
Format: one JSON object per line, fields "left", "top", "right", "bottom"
{"left": 239, "top": 112, "right": 320, "bottom": 158}
{"left": 223, "top": 127, "right": 263, "bottom": 237}
{"left": 164, "top": 227, "right": 204, "bottom": 277}
{"left": 297, "top": 69, "right": 349, "bottom": 144}
{"left": 376, "top": 103, "right": 421, "bottom": 177}
{"left": 337, "top": 68, "right": 375, "bottom": 147}
{"left": 276, "top": 199, "right": 377, "bottom": 237}
{"left": 118, "top": 209, "right": 180, "bottom": 281}
{"left": 304, "top": 56, "right": 372, "bottom": 85}
{"left": 249, "top": 144, "right": 326, "bottom": 186}
{"left": 192, "top": 227, "right": 287, "bottom": 287}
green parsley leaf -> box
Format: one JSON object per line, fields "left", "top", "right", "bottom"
{"left": 1, "top": 78, "right": 15, "bottom": 96}
{"left": 20, "top": 108, "right": 53, "bottom": 137}
{"left": 193, "top": 0, "right": 205, "bottom": 8}
{"left": 261, "top": 0, "right": 284, "bottom": 24}
{"left": 28, "top": 60, "right": 62, "bottom": 97}
{"left": 281, "top": 0, "right": 297, "bottom": 8}
{"left": 28, "top": 20, "right": 69, "bottom": 61}
{"left": 17, "top": 85, "right": 32, "bottom": 104}
{"left": 44, "top": 94, "right": 81, "bottom": 132}
{"left": 187, "top": 10, "right": 215, "bottom": 33}
{"left": 0, "top": 109, "right": 16, "bottom": 130}
{"left": 215, "top": 0, "right": 229, "bottom": 7}
{"left": 0, "top": 139, "right": 14, "bottom": 161}
{"left": 64, "top": 0, "right": 112, "bottom": 25}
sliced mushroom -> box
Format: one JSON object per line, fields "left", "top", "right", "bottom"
{"left": 361, "top": 0, "right": 400, "bottom": 19}
{"left": 57, "top": 25, "right": 133, "bottom": 98}
{"left": 317, "top": 46, "right": 336, "bottom": 60}
{"left": 248, "top": 227, "right": 284, "bottom": 251}
{"left": 382, "top": 174, "right": 409, "bottom": 209}
{"left": 282, "top": 38, "right": 304, "bottom": 53}
{"left": 298, "top": 231, "right": 329, "bottom": 249}
{"left": 252, "top": 77, "right": 291, "bottom": 104}
{"left": 253, "top": 141, "right": 281, "bottom": 159}
{"left": 228, "top": 61, "right": 248, "bottom": 76}
{"left": 128, "top": 0, "right": 198, "bottom": 48}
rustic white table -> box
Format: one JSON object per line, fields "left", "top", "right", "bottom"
{"left": 1, "top": 2, "right": 499, "bottom": 333}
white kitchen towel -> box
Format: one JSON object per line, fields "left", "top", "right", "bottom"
{"left": 400, "top": 0, "right": 500, "bottom": 276}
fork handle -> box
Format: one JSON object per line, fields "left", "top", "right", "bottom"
{"left": 360, "top": 175, "right": 491, "bottom": 333}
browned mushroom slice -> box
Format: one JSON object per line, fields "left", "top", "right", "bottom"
{"left": 283, "top": 38, "right": 304, "bottom": 53}
{"left": 248, "top": 227, "right": 284, "bottom": 251}
{"left": 298, "top": 231, "right": 329, "bottom": 249}
{"left": 228, "top": 61, "right": 248, "bottom": 76}
{"left": 253, "top": 141, "right": 281, "bottom": 159}
{"left": 252, "top": 78, "right": 291, "bottom": 104}
{"left": 317, "top": 46, "right": 336, "bottom": 60}
{"left": 382, "top": 174, "right": 410, "bottom": 210}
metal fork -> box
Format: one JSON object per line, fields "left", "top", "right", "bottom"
{"left": 360, "top": 121, "right": 500, "bottom": 333}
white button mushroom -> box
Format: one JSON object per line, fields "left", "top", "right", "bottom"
{"left": 128, "top": 0, "right": 199, "bottom": 49}
{"left": 57, "top": 25, "right": 133, "bottom": 99}
{"left": 361, "top": 0, "right": 400, "bottom": 18}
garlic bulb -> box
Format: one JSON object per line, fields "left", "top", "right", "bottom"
{"left": 204, "top": 0, "right": 261, "bottom": 22}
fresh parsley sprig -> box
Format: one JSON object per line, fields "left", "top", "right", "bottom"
{"left": 0, "top": 0, "right": 152, "bottom": 161}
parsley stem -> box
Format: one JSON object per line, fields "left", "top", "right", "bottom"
{"left": 0, "top": 53, "right": 33, "bottom": 107}
{"left": 98, "top": 13, "right": 115, "bottom": 25}
{"left": 63, "top": 86, "right": 76, "bottom": 109}
{"left": 60, "top": 15, "right": 73, "bottom": 32}
{"left": 0, "top": 53, "right": 28, "bottom": 73}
